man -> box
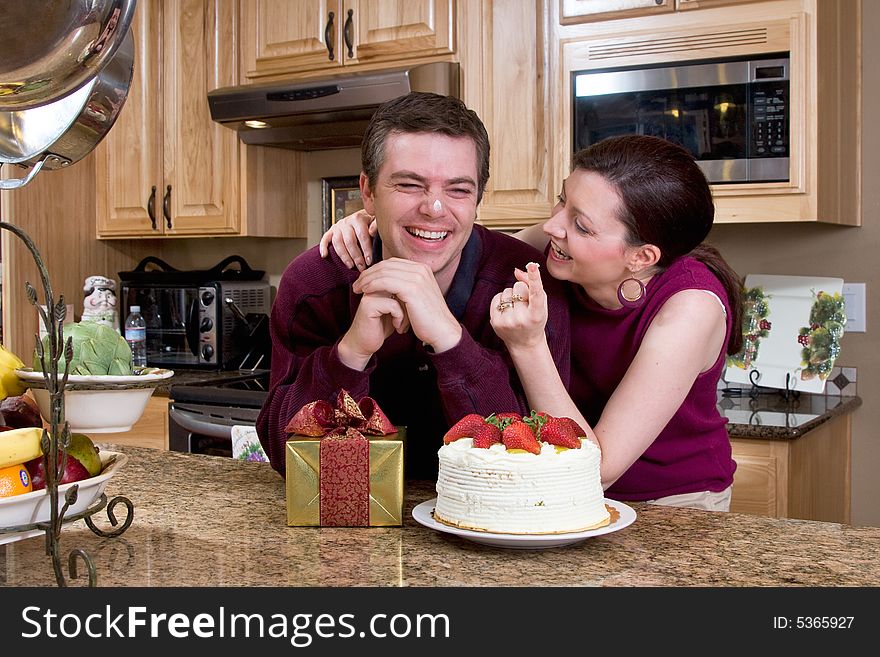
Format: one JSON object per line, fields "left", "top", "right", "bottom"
{"left": 257, "top": 92, "right": 569, "bottom": 479}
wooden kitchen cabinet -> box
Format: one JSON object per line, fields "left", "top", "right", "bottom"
{"left": 237, "top": 0, "right": 553, "bottom": 231}
{"left": 559, "top": 0, "right": 763, "bottom": 24}
{"left": 553, "top": 0, "right": 861, "bottom": 225}
{"left": 459, "top": 0, "right": 556, "bottom": 231}
{"left": 675, "top": 0, "right": 767, "bottom": 10}
{"left": 729, "top": 413, "right": 851, "bottom": 522}
{"left": 96, "top": 0, "right": 305, "bottom": 239}
{"left": 2, "top": 154, "right": 156, "bottom": 361}
{"left": 97, "top": 395, "right": 169, "bottom": 451}
{"left": 560, "top": 0, "right": 672, "bottom": 24}
{"left": 240, "top": 0, "right": 455, "bottom": 82}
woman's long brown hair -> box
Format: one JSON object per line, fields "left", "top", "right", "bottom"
{"left": 572, "top": 135, "right": 744, "bottom": 355}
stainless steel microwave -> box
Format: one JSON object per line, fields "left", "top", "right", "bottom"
{"left": 572, "top": 54, "right": 790, "bottom": 183}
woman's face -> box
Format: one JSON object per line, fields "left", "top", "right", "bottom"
{"left": 543, "top": 169, "right": 633, "bottom": 294}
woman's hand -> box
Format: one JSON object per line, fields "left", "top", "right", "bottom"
{"left": 489, "top": 262, "right": 548, "bottom": 351}
{"left": 318, "top": 209, "right": 377, "bottom": 271}
{"left": 488, "top": 262, "right": 595, "bottom": 448}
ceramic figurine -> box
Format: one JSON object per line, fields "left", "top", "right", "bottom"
{"left": 81, "top": 275, "right": 120, "bottom": 333}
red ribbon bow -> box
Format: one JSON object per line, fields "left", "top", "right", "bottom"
{"left": 285, "top": 390, "right": 395, "bottom": 526}
{"left": 284, "top": 389, "right": 396, "bottom": 438}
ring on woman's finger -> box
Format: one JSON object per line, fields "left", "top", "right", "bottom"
{"left": 510, "top": 294, "right": 526, "bottom": 303}
{"left": 497, "top": 300, "right": 514, "bottom": 312}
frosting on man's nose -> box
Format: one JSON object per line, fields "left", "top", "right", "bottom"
{"left": 432, "top": 199, "right": 442, "bottom": 214}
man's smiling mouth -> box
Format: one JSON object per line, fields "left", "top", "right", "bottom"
{"left": 407, "top": 227, "right": 448, "bottom": 241}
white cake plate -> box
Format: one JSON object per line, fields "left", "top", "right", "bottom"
{"left": 412, "top": 497, "right": 636, "bottom": 550}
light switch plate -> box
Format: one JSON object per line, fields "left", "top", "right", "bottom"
{"left": 842, "top": 283, "right": 866, "bottom": 332}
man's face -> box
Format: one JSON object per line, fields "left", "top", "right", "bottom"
{"left": 361, "top": 132, "right": 480, "bottom": 287}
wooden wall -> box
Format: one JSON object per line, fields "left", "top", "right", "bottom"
{"left": 1, "top": 152, "right": 159, "bottom": 360}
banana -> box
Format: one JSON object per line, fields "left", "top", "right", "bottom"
{"left": 0, "top": 344, "right": 25, "bottom": 400}
{"left": 0, "top": 426, "right": 44, "bottom": 469}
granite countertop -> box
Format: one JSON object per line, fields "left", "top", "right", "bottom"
{"left": 156, "top": 370, "right": 861, "bottom": 443}
{"left": 3, "top": 444, "right": 878, "bottom": 587}
{"left": 720, "top": 391, "right": 861, "bottom": 439}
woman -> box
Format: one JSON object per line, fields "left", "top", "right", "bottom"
{"left": 321, "top": 135, "right": 743, "bottom": 511}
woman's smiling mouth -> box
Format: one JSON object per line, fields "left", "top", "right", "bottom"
{"left": 550, "top": 241, "right": 572, "bottom": 260}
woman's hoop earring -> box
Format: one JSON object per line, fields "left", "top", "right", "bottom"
{"left": 616, "top": 276, "right": 646, "bottom": 308}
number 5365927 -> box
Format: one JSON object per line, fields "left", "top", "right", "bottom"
{"left": 796, "top": 617, "right": 854, "bottom": 629}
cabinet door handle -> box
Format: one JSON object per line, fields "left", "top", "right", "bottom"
{"left": 163, "top": 184, "right": 172, "bottom": 229}
{"left": 324, "top": 11, "right": 335, "bottom": 61}
{"left": 343, "top": 9, "right": 354, "bottom": 59}
{"left": 147, "top": 185, "right": 157, "bottom": 230}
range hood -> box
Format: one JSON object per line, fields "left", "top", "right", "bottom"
{"left": 208, "top": 62, "right": 459, "bottom": 151}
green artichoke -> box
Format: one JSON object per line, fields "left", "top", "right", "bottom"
{"left": 34, "top": 322, "right": 132, "bottom": 376}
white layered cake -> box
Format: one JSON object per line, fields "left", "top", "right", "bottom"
{"left": 434, "top": 438, "right": 610, "bottom": 534}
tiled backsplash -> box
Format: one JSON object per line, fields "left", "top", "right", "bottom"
{"left": 718, "top": 366, "right": 857, "bottom": 397}
{"left": 825, "top": 366, "right": 858, "bottom": 396}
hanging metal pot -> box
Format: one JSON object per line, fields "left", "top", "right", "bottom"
{"left": 0, "top": 0, "right": 136, "bottom": 111}
{"left": 0, "top": 27, "right": 134, "bottom": 190}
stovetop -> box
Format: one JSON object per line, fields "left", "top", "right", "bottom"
{"left": 169, "top": 370, "right": 269, "bottom": 408}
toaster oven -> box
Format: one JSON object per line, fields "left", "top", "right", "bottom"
{"left": 118, "top": 256, "right": 272, "bottom": 370}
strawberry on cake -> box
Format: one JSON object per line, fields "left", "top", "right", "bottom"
{"left": 434, "top": 411, "right": 610, "bottom": 534}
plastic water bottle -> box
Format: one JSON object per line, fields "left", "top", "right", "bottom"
{"left": 124, "top": 305, "right": 147, "bottom": 367}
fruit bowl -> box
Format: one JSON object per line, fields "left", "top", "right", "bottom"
{"left": 15, "top": 368, "right": 174, "bottom": 433}
{"left": 0, "top": 450, "right": 127, "bottom": 545}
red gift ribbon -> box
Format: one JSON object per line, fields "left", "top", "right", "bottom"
{"left": 319, "top": 427, "right": 370, "bottom": 526}
{"left": 286, "top": 390, "right": 396, "bottom": 527}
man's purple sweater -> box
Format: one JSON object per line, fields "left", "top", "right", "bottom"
{"left": 257, "top": 225, "right": 570, "bottom": 479}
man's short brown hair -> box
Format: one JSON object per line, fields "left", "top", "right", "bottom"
{"left": 361, "top": 92, "right": 490, "bottom": 203}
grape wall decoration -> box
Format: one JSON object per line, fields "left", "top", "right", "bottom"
{"left": 798, "top": 290, "right": 846, "bottom": 380}
{"left": 726, "top": 285, "right": 771, "bottom": 370}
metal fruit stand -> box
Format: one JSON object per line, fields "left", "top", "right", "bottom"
{"left": 0, "top": 0, "right": 138, "bottom": 586}
{"left": 0, "top": 222, "right": 135, "bottom": 586}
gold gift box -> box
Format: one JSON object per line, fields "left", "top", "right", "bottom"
{"left": 285, "top": 428, "right": 405, "bottom": 526}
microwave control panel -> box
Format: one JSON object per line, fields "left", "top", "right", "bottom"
{"left": 751, "top": 80, "right": 788, "bottom": 158}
